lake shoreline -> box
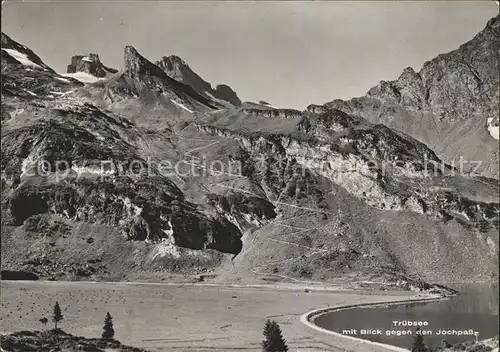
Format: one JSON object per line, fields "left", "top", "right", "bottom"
{"left": 1, "top": 280, "right": 439, "bottom": 351}
{"left": 300, "top": 294, "right": 448, "bottom": 352}
{"left": 302, "top": 283, "right": 499, "bottom": 352}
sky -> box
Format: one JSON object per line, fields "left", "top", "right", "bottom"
{"left": 2, "top": 1, "right": 498, "bottom": 109}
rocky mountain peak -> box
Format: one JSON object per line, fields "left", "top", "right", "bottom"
{"left": 398, "top": 67, "right": 419, "bottom": 81}
{"left": 156, "top": 55, "right": 192, "bottom": 81}
{"left": 156, "top": 55, "right": 242, "bottom": 106}
{"left": 213, "top": 84, "right": 241, "bottom": 106}
{"left": 124, "top": 45, "right": 147, "bottom": 74}
{"left": 325, "top": 14, "right": 500, "bottom": 178}
{"left": 481, "top": 13, "right": 499, "bottom": 38}
{"left": 167, "top": 55, "right": 186, "bottom": 63}
{"left": 1, "top": 32, "right": 52, "bottom": 71}
{"left": 123, "top": 46, "right": 171, "bottom": 79}
{"left": 66, "top": 53, "right": 117, "bottom": 78}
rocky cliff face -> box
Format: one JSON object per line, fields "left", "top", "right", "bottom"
{"left": 1, "top": 37, "right": 243, "bottom": 280}
{"left": 1, "top": 101, "right": 243, "bottom": 249}
{"left": 156, "top": 55, "right": 241, "bottom": 106}
{"left": 66, "top": 53, "right": 117, "bottom": 78}
{"left": 192, "top": 105, "right": 498, "bottom": 285}
{"left": 325, "top": 15, "right": 500, "bottom": 179}
{"left": 195, "top": 107, "right": 498, "bottom": 221}
{"left": 241, "top": 108, "right": 303, "bottom": 120}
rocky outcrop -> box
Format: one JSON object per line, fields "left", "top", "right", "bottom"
{"left": 1, "top": 115, "right": 136, "bottom": 182}
{"left": 1, "top": 104, "right": 11, "bottom": 122}
{"left": 156, "top": 55, "right": 241, "bottom": 106}
{"left": 66, "top": 53, "right": 117, "bottom": 77}
{"left": 214, "top": 84, "right": 241, "bottom": 106}
{"left": 206, "top": 192, "right": 276, "bottom": 229}
{"left": 0, "top": 329, "right": 149, "bottom": 352}
{"left": 1, "top": 115, "right": 243, "bottom": 254}
{"left": 1, "top": 84, "right": 243, "bottom": 259}
{"left": 194, "top": 117, "right": 499, "bottom": 229}
{"left": 434, "top": 336, "right": 499, "bottom": 352}
{"left": 306, "top": 104, "right": 328, "bottom": 114}
{"left": 325, "top": 15, "right": 500, "bottom": 178}
{"left": 241, "top": 108, "right": 303, "bottom": 120}
{"left": 6, "top": 173, "right": 242, "bottom": 252}
{"left": 299, "top": 108, "right": 364, "bottom": 137}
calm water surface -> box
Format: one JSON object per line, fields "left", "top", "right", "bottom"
{"left": 315, "top": 284, "right": 498, "bottom": 350}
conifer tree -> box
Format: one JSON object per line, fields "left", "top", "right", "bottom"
{"left": 262, "top": 320, "right": 288, "bottom": 352}
{"left": 102, "top": 312, "right": 115, "bottom": 339}
{"left": 52, "top": 302, "right": 63, "bottom": 329}
{"left": 411, "top": 328, "right": 428, "bottom": 352}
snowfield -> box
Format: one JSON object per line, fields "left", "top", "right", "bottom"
{"left": 3, "top": 48, "right": 42, "bottom": 68}
{"left": 55, "top": 76, "right": 71, "bottom": 83}
{"left": 60, "top": 72, "right": 104, "bottom": 83}
{"left": 487, "top": 118, "right": 499, "bottom": 140}
{"left": 204, "top": 91, "right": 233, "bottom": 108}
{"left": 170, "top": 99, "right": 194, "bottom": 113}
{"left": 489, "top": 126, "right": 500, "bottom": 140}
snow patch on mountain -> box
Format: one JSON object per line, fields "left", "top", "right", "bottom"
{"left": 55, "top": 76, "right": 71, "bottom": 83}
{"left": 20, "top": 154, "right": 37, "bottom": 178}
{"left": 72, "top": 165, "right": 116, "bottom": 177}
{"left": 60, "top": 72, "right": 104, "bottom": 83}
{"left": 204, "top": 91, "right": 233, "bottom": 108}
{"left": 50, "top": 90, "right": 74, "bottom": 97}
{"left": 3, "top": 48, "right": 42, "bottom": 68}
{"left": 119, "top": 196, "right": 143, "bottom": 216}
{"left": 170, "top": 99, "right": 194, "bottom": 113}
{"left": 489, "top": 127, "right": 499, "bottom": 140}
{"left": 487, "top": 118, "right": 499, "bottom": 140}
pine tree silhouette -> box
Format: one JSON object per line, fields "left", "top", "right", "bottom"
{"left": 262, "top": 320, "right": 288, "bottom": 352}
{"left": 102, "top": 312, "right": 115, "bottom": 339}
{"left": 411, "top": 328, "right": 428, "bottom": 352}
{"left": 52, "top": 302, "right": 63, "bottom": 329}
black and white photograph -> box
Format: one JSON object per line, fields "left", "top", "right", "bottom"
{"left": 0, "top": 1, "right": 499, "bottom": 351}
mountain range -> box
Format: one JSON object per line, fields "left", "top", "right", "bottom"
{"left": 1, "top": 16, "right": 498, "bottom": 291}
{"left": 325, "top": 15, "right": 499, "bottom": 178}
